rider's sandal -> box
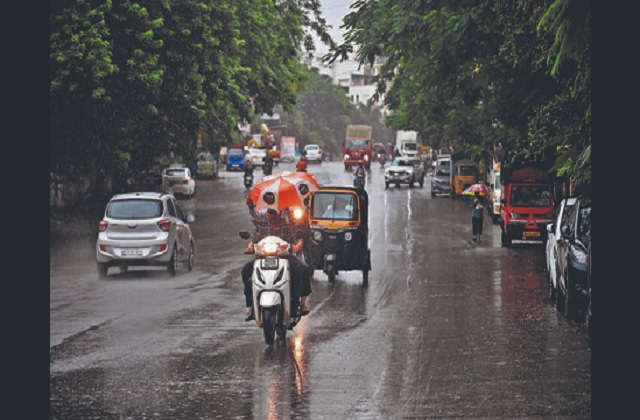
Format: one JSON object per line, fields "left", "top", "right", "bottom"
{"left": 244, "top": 307, "right": 255, "bottom": 322}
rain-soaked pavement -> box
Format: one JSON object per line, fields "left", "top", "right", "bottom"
{"left": 50, "top": 161, "right": 591, "bottom": 419}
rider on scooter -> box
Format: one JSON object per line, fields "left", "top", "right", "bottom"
{"left": 353, "top": 161, "right": 366, "bottom": 186}
{"left": 241, "top": 199, "right": 313, "bottom": 321}
{"left": 296, "top": 153, "right": 307, "bottom": 172}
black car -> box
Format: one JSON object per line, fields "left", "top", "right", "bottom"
{"left": 555, "top": 196, "right": 591, "bottom": 322}
{"left": 586, "top": 240, "right": 592, "bottom": 336}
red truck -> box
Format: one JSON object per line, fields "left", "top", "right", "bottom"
{"left": 499, "top": 166, "right": 555, "bottom": 247}
{"left": 343, "top": 124, "right": 373, "bottom": 170}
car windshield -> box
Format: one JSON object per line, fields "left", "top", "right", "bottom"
{"left": 392, "top": 160, "right": 414, "bottom": 167}
{"left": 458, "top": 165, "right": 477, "bottom": 176}
{"left": 510, "top": 186, "right": 552, "bottom": 207}
{"left": 436, "top": 168, "right": 450, "bottom": 176}
{"left": 107, "top": 199, "right": 163, "bottom": 219}
{"left": 228, "top": 149, "right": 243, "bottom": 156}
{"left": 404, "top": 143, "right": 417, "bottom": 151}
{"left": 311, "top": 192, "right": 358, "bottom": 220}
{"left": 346, "top": 139, "right": 368, "bottom": 150}
{"left": 577, "top": 204, "right": 591, "bottom": 238}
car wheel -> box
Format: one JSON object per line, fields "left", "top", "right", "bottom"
{"left": 555, "top": 273, "right": 565, "bottom": 313}
{"left": 563, "top": 270, "right": 579, "bottom": 321}
{"left": 167, "top": 245, "right": 178, "bottom": 275}
{"left": 385, "top": 181, "right": 389, "bottom": 189}
{"left": 547, "top": 274, "right": 556, "bottom": 303}
{"left": 419, "top": 177, "right": 424, "bottom": 188}
{"left": 97, "top": 263, "right": 109, "bottom": 278}
{"left": 186, "top": 242, "right": 195, "bottom": 272}
{"left": 431, "top": 190, "right": 436, "bottom": 197}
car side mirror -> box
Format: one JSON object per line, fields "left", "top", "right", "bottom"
{"left": 547, "top": 224, "right": 554, "bottom": 233}
{"left": 186, "top": 214, "right": 195, "bottom": 224}
{"left": 560, "top": 225, "right": 570, "bottom": 238}
{"left": 239, "top": 231, "right": 251, "bottom": 240}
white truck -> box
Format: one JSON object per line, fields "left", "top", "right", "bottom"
{"left": 395, "top": 131, "right": 418, "bottom": 157}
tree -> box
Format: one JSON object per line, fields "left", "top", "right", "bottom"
{"left": 326, "top": 0, "right": 590, "bottom": 190}
{"left": 50, "top": 0, "right": 336, "bottom": 203}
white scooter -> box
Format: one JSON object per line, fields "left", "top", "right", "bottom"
{"left": 239, "top": 232, "right": 301, "bottom": 345}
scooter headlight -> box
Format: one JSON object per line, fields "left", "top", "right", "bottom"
{"left": 345, "top": 232, "right": 353, "bottom": 241}
{"left": 292, "top": 207, "right": 305, "bottom": 220}
{"left": 262, "top": 242, "right": 278, "bottom": 255}
{"left": 313, "top": 230, "right": 322, "bottom": 241}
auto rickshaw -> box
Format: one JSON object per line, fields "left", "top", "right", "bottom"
{"left": 303, "top": 186, "right": 371, "bottom": 284}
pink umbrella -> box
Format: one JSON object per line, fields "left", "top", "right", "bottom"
{"left": 462, "top": 183, "right": 490, "bottom": 196}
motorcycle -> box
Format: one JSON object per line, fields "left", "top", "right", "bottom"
{"left": 263, "top": 160, "right": 273, "bottom": 176}
{"left": 239, "top": 232, "right": 301, "bottom": 345}
{"left": 354, "top": 171, "right": 366, "bottom": 189}
{"left": 379, "top": 154, "right": 386, "bottom": 167}
{"left": 244, "top": 171, "right": 254, "bottom": 189}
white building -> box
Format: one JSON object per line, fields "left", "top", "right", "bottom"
{"left": 305, "top": 54, "right": 386, "bottom": 109}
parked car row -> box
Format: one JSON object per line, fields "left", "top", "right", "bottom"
{"left": 545, "top": 195, "right": 591, "bottom": 332}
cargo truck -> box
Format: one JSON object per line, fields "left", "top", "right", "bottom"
{"left": 343, "top": 125, "right": 373, "bottom": 170}
{"left": 499, "top": 166, "right": 554, "bottom": 247}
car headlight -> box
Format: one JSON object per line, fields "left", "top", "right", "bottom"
{"left": 313, "top": 230, "right": 322, "bottom": 241}
{"left": 345, "top": 232, "right": 352, "bottom": 241}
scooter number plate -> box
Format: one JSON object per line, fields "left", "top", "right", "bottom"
{"left": 260, "top": 259, "right": 279, "bottom": 269}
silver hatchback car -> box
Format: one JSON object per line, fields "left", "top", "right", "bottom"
{"left": 96, "top": 192, "right": 196, "bottom": 277}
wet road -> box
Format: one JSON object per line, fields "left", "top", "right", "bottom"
{"left": 50, "top": 161, "right": 591, "bottom": 419}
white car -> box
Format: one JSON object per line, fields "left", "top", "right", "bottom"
{"left": 96, "top": 192, "right": 196, "bottom": 277}
{"left": 385, "top": 157, "right": 425, "bottom": 188}
{"left": 545, "top": 197, "right": 577, "bottom": 303}
{"left": 162, "top": 165, "right": 196, "bottom": 199}
{"left": 304, "top": 144, "right": 323, "bottom": 163}
{"left": 245, "top": 148, "right": 267, "bottom": 166}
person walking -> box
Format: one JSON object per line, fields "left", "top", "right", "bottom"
{"left": 471, "top": 192, "right": 485, "bottom": 242}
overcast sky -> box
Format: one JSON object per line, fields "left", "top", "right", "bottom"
{"left": 318, "top": 0, "right": 355, "bottom": 53}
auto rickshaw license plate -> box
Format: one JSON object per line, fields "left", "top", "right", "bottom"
{"left": 523, "top": 231, "right": 540, "bottom": 237}
{"left": 260, "top": 258, "right": 279, "bottom": 269}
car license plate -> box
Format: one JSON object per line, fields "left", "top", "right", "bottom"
{"left": 523, "top": 231, "right": 540, "bottom": 237}
{"left": 121, "top": 249, "right": 143, "bottom": 257}
{"left": 260, "top": 258, "right": 279, "bottom": 269}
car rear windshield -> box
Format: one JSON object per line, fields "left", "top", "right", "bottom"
{"left": 107, "top": 199, "right": 163, "bottom": 219}
{"left": 165, "top": 169, "right": 187, "bottom": 177}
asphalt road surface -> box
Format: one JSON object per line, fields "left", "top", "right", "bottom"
{"left": 50, "top": 160, "right": 591, "bottom": 419}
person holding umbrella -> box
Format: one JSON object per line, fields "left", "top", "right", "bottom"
{"left": 471, "top": 192, "right": 485, "bottom": 242}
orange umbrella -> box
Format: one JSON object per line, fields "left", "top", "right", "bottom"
{"left": 247, "top": 171, "right": 319, "bottom": 212}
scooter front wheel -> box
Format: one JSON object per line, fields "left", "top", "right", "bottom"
{"left": 262, "top": 307, "right": 277, "bottom": 345}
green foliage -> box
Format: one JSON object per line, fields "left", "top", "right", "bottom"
{"left": 327, "top": 0, "right": 590, "bottom": 191}
{"left": 50, "top": 0, "right": 336, "bottom": 199}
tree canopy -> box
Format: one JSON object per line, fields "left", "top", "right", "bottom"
{"left": 326, "top": 0, "right": 590, "bottom": 192}
{"left": 50, "top": 0, "right": 334, "bottom": 198}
